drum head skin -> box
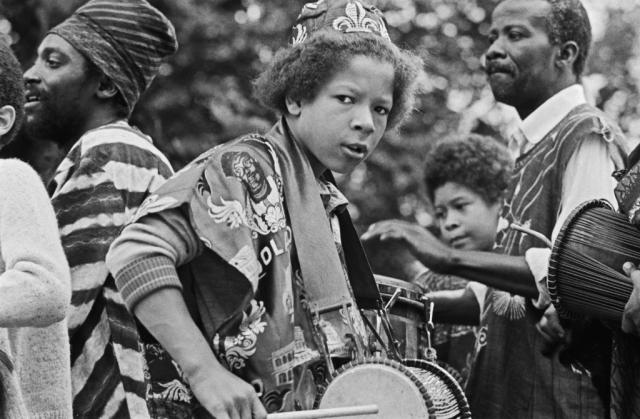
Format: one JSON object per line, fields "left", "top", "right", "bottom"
{"left": 317, "top": 358, "right": 436, "bottom": 418}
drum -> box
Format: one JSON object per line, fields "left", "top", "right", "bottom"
{"left": 368, "top": 274, "right": 426, "bottom": 359}
{"left": 548, "top": 199, "right": 638, "bottom": 322}
{"left": 316, "top": 357, "right": 471, "bottom": 419}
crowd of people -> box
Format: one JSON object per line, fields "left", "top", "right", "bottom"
{"left": 1, "top": 0, "right": 640, "bottom": 418}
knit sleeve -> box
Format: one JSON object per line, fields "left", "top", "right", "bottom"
{"left": 106, "top": 207, "right": 202, "bottom": 311}
{"left": 0, "top": 159, "right": 71, "bottom": 327}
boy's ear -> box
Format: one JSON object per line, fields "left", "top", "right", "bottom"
{"left": 96, "top": 76, "right": 119, "bottom": 99}
{"left": 285, "top": 96, "right": 302, "bottom": 116}
{"left": 0, "top": 105, "right": 16, "bottom": 137}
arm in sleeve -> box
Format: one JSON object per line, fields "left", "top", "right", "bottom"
{"left": 526, "top": 135, "right": 619, "bottom": 309}
{"left": 106, "top": 207, "right": 202, "bottom": 311}
{"left": 0, "top": 160, "right": 71, "bottom": 327}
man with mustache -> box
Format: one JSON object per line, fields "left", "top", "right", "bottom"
{"left": 364, "top": 0, "right": 627, "bottom": 417}
{"left": 22, "top": 0, "right": 177, "bottom": 417}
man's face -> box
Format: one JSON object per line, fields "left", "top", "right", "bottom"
{"left": 23, "top": 34, "right": 99, "bottom": 146}
{"left": 232, "top": 153, "right": 269, "bottom": 200}
{"left": 484, "top": 0, "right": 557, "bottom": 114}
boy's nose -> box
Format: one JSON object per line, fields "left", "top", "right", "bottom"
{"left": 351, "top": 106, "right": 375, "bottom": 134}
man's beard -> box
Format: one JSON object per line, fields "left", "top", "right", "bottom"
{"left": 24, "top": 103, "right": 86, "bottom": 150}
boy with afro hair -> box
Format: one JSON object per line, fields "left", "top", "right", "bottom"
{"left": 412, "top": 134, "right": 513, "bottom": 382}
{"left": 106, "top": 1, "right": 423, "bottom": 417}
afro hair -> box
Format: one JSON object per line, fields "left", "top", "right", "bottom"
{"left": 253, "top": 29, "right": 423, "bottom": 130}
{"left": 424, "top": 134, "right": 513, "bottom": 205}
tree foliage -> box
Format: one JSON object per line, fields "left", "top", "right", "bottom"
{"left": 2, "top": 0, "right": 639, "bottom": 231}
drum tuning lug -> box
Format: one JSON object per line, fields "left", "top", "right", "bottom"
{"left": 424, "top": 347, "right": 437, "bottom": 362}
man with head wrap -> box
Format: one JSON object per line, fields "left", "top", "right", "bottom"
{"left": 23, "top": 0, "right": 177, "bottom": 417}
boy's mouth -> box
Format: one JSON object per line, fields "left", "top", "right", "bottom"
{"left": 450, "top": 235, "right": 469, "bottom": 248}
{"left": 342, "top": 143, "right": 368, "bottom": 158}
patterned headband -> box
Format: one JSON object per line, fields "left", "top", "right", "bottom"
{"left": 291, "top": 0, "right": 390, "bottom": 45}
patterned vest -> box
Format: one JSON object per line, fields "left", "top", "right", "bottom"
{"left": 466, "top": 104, "right": 626, "bottom": 419}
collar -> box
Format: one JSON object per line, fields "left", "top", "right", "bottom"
{"left": 519, "top": 84, "right": 587, "bottom": 145}
{"left": 317, "top": 175, "right": 349, "bottom": 216}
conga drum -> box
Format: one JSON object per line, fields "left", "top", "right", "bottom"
{"left": 368, "top": 274, "right": 426, "bottom": 359}
{"left": 548, "top": 199, "right": 638, "bottom": 322}
{"left": 316, "top": 357, "right": 471, "bottom": 419}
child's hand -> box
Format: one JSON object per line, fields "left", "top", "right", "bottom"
{"left": 187, "top": 363, "right": 267, "bottom": 419}
{"left": 622, "top": 262, "right": 640, "bottom": 335}
{"left": 361, "top": 220, "right": 453, "bottom": 272}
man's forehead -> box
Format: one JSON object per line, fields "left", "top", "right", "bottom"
{"left": 38, "top": 34, "right": 83, "bottom": 59}
{"left": 491, "top": 0, "right": 550, "bottom": 27}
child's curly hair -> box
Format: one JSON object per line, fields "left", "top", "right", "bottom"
{"left": 254, "top": 29, "right": 423, "bottom": 130}
{"left": 424, "top": 134, "right": 513, "bottom": 204}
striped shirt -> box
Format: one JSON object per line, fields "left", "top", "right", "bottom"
{"left": 50, "top": 120, "right": 173, "bottom": 418}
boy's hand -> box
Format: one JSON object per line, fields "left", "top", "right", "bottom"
{"left": 361, "top": 220, "right": 453, "bottom": 272}
{"left": 187, "top": 363, "right": 267, "bottom": 419}
{"left": 622, "top": 262, "right": 640, "bottom": 335}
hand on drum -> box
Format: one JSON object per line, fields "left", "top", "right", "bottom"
{"left": 361, "top": 220, "right": 453, "bottom": 273}
{"left": 187, "top": 363, "right": 267, "bottom": 419}
{"left": 621, "top": 262, "right": 640, "bottom": 336}
{"left": 536, "top": 305, "right": 568, "bottom": 355}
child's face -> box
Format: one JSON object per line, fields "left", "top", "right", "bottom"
{"left": 434, "top": 182, "right": 502, "bottom": 251}
{"left": 286, "top": 54, "right": 394, "bottom": 175}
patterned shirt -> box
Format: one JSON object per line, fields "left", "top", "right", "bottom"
{"left": 51, "top": 120, "right": 173, "bottom": 418}
{"left": 107, "top": 126, "right": 371, "bottom": 415}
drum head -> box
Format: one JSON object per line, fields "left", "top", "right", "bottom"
{"left": 317, "top": 358, "right": 436, "bottom": 419}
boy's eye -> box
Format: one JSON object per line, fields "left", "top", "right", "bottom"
{"left": 375, "top": 106, "right": 390, "bottom": 116}
{"left": 487, "top": 32, "right": 498, "bottom": 43}
{"left": 336, "top": 95, "right": 354, "bottom": 104}
{"left": 434, "top": 210, "right": 445, "bottom": 220}
{"left": 507, "top": 30, "right": 524, "bottom": 41}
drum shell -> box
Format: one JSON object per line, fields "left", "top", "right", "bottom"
{"left": 548, "top": 199, "right": 637, "bottom": 322}
{"left": 366, "top": 275, "right": 426, "bottom": 358}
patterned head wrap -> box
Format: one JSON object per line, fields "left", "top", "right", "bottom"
{"left": 291, "top": 0, "right": 390, "bottom": 45}
{"left": 49, "top": 0, "right": 178, "bottom": 114}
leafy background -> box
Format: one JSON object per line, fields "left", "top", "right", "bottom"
{"left": 2, "top": 0, "right": 640, "bottom": 232}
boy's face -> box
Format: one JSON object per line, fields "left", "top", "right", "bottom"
{"left": 23, "top": 34, "right": 99, "bottom": 144}
{"left": 484, "top": 0, "right": 558, "bottom": 111}
{"left": 434, "top": 182, "right": 501, "bottom": 251}
{"left": 286, "top": 54, "right": 394, "bottom": 175}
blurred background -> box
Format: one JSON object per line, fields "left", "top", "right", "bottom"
{"left": 2, "top": 0, "right": 640, "bottom": 232}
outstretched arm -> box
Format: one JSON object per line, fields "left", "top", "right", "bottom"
{"left": 362, "top": 220, "right": 538, "bottom": 298}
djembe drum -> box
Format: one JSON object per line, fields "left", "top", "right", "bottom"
{"left": 548, "top": 199, "right": 638, "bottom": 322}
{"left": 315, "top": 357, "right": 471, "bottom": 419}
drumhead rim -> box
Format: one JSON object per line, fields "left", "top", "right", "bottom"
{"left": 548, "top": 199, "right": 614, "bottom": 320}
{"left": 403, "top": 358, "right": 472, "bottom": 419}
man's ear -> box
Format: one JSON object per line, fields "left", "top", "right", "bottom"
{"left": 556, "top": 41, "right": 579, "bottom": 71}
{"left": 96, "top": 76, "right": 119, "bottom": 99}
{"left": 285, "top": 96, "right": 302, "bottom": 116}
{"left": 0, "top": 105, "right": 16, "bottom": 137}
